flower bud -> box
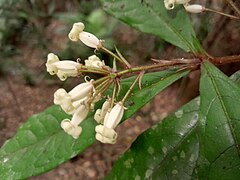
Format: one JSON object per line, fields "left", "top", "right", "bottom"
{"left": 175, "top": 0, "right": 191, "bottom": 4}
{"left": 94, "top": 109, "right": 102, "bottom": 124}
{"left": 79, "top": 31, "right": 101, "bottom": 49}
{"left": 94, "top": 99, "right": 111, "bottom": 123}
{"left": 85, "top": 55, "right": 105, "bottom": 68}
{"left": 184, "top": 4, "right": 204, "bottom": 13}
{"left": 70, "top": 104, "right": 90, "bottom": 126}
{"left": 104, "top": 102, "right": 124, "bottom": 129}
{"left": 68, "top": 81, "right": 94, "bottom": 101}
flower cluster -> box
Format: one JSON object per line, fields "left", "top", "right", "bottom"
{"left": 45, "top": 22, "right": 134, "bottom": 144}
{"left": 164, "top": 0, "right": 204, "bottom": 14}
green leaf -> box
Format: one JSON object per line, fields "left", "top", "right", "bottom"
{"left": 106, "top": 65, "right": 240, "bottom": 180}
{"left": 106, "top": 98, "right": 200, "bottom": 180}
{"left": 101, "top": 0, "right": 203, "bottom": 53}
{"left": 0, "top": 69, "right": 188, "bottom": 179}
{"left": 197, "top": 61, "right": 240, "bottom": 179}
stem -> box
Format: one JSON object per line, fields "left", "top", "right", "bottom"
{"left": 225, "top": 0, "right": 240, "bottom": 17}
{"left": 100, "top": 46, "right": 131, "bottom": 68}
{"left": 80, "top": 65, "right": 110, "bottom": 75}
{"left": 210, "top": 55, "right": 240, "bottom": 65}
{"left": 117, "top": 59, "right": 199, "bottom": 77}
{"left": 205, "top": 7, "right": 240, "bottom": 20}
{"left": 93, "top": 76, "right": 111, "bottom": 86}
{"left": 121, "top": 72, "right": 142, "bottom": 103}
{"left": 110, "top": 81, "right": 118, "bottom": 108}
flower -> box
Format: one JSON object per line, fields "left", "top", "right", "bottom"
{"left": 85, "top": 55, "right": 105, "bottom": 68}
{"left": 104, "top": 102, "right": 124, "bottom": 129}
{"left": 61, "top": 120, "right": 82, "bottom": 139}
{"left": 164, "top": 0, "right": 191, "bottom": 10}
{"left": 79, "top": 31, "right": 101, "bottom": 49}
{"left": 68, "top": 22, "right": 102, "bottom": 49}
{"left": 68, "top": 22, "right": 85, "bottom": 41}
{"left": 61, "top": 103, "right": 90, "bottom": 139}
{"left": 46, "top": 53, "right": 81, "bottom": 81}
{"left": 95, "top": 102, "right": 125, "bottom": 144}
{"left": 94, "top": 99, "right": 111, "bottom": 123}
{"left": 95, "top": 125, "right": 118, "bottom": 144}
{"left": 46, "top": 53, "right": 59, "bottom": 75}
{"left": 54, "top": 81, "right": 94, "bottom": 114}
{"left": 184, "top": 4, "right": 204, "bottom": 13}
{"left": 164, "top": 0, "right": 175, "bottom": 10}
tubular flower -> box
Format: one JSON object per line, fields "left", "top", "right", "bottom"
{"left": 68, "top": 22, "right": 102, "bottom": 49}
{"left": 95, "top": 102, "right": 125, "bottom": 144}
{"left": 79, "top": 31, "right": 101, "bottom": 49}
{"left": 164, "top": 0, "right": 191, "bottom": 10}
{"left": 184, "top": 4, "right": 204, "bottom": 13}
{"left": 94, "top": 99, "right": 111, "bottom": 123}
{"left": 61, "top": 103, "right": 90, "bottom": 139}
{"left": 68, "top": 22, "right": 85, "bottom": 41}
{"left": 54, "top": 81, "right": 94, "bottom": 115}
{"left": 46, "top": 53, "right": 81, "bottom": 81}
{"left": 85, "top": 55, "right": 105, "bottom": 68}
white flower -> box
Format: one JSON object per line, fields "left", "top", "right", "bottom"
{"left": 175, "top": 0, "right": 191, "bottom": 4}
{"left": 68, "top": 22, "right": 102, "bottom": 49}
{"left": 79, "top": 31, "right": 101, "bottom": 49}
{"left": 104, "top": 102, "right": 124, "bottom": 129}
{"left": 46, "top": 53, "right": 81, "bottom": 81}
{"left": 54, "top": 89, "right": 75, "bottom": 114}
{"left": 46, "top": 53, "right": 59, "bottom": 75}
{"left": 184, "top": 4, "right": 204, "bottom": 13}
{"left": 94, "top": 99, "right": 111, "bottom": 123}
{"left": 61, "top": 119, "right": 82, "bottom": 139}
{"left": 54, "top": 81, "right": 94, "bottom": 114}
{"left": 95, "top": 102, "right": 124, "bottom": 144}
{"left": 60, "top": 102, "right": 90, "bottom": 139}
{"left": 164, "top": 0, "right": 191, "bottom": 10}
{"left": 68, "top": 22, "right": 85, "bottom": 41}
{"left": 95, "top": 125, "right": 117, "bottom": 144}
{"left": 164, "top": 0, "right": 175, "bottom": 10}
{"left": 85, "top": 55, "right": 105, "bottom": 68}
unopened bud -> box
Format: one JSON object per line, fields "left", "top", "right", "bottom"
{"left": 104, "top": 102, "right": 124, "bottom": 129}
{"left": 184, "top": 4, "right": 204, "bottom": 13}
{"left": 79, "top": 31, "right": 101, "bottom": 49}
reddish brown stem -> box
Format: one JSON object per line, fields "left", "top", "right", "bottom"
{"left": 210, "top": 55, "right": 240, "bottom": 65}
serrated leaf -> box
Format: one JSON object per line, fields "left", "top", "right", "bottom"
{"left": 106, "top": 98, "right": 200, "bottom": 180}
{"left": 101, "top": 0, "right": 203, "bottom": 53}
{"left": 0, "top": 69, "right": 188, "bottom": 179}
{"left": 197, "top": 61, "right": 240, "bottom": 179}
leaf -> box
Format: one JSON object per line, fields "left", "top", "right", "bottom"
{"left": 0, "top": 69, "right": 188, "bottom": 179}
{"left": 106, "top": 65, "right": 240, "bottom": 180}
{"left": 197, "top": 61, "right": 240, "bottom": 179}
{"left": 106, "top": 98, "right": 200, "bottom": 180}
{"left": 101, "top": 0, "right": 203, "bottom": 53}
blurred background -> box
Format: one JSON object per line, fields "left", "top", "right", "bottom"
{"left": 0, "top": 0, "right": 240, "bottom": 179}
